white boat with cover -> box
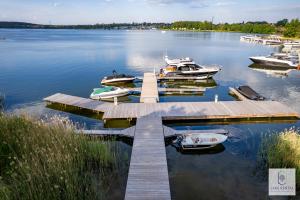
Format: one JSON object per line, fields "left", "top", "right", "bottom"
{"left": 160, "top": 56, "right": 221, "bottom": 79}
{"left": 90, "top": 86, "right": 129, "bottom": 100}
{"left": 174, "top": 132, "right": 228, "bottom": 150}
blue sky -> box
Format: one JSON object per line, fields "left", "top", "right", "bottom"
{"left": 0, "top": 0, "right": 299, "bottom": 24}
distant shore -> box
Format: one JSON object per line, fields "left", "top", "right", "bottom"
{"left": 1, "top": 20, "right": 299, "bottom": 39}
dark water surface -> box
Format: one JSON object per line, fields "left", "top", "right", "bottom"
{"left": 0, "top": 29, "right": 299, "bottom": 199}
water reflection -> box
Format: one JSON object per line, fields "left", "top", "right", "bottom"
{"left": 248, "top": 63, "right": 295, "bottom": 78}
{"left": 159, "top": 78, "right": 217, "bottom": 88}
{"left": 166, "top": 122, "right": 299, "bottom": 199}
{"left": 171, "top": 143, "right": 226, "bottom": 155}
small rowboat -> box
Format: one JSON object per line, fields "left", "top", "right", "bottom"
{"left": 174, "top": 132, "right": 228, "bottom": 150}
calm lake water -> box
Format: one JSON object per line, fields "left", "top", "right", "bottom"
{"left": 0, "top": 29, "right": 299, "bottom": 199}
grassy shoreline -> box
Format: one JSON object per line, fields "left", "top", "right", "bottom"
{"left": 258, "top": 128, "right": 300, "bottom": 190}
{"left": 0, "top": 114, "right": 122, "bottom": 200}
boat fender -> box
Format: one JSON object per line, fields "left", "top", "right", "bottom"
{"left": 297, "top": 65, "right": 300, "bottom": 70}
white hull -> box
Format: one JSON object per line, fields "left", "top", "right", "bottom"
{"left": 162, "top": 56, "right": 221, "bottom": 79}
{"left": 101, "top": 77, "right": 135, "bottom": 84}
{"left": 90, "top": 88, "right": 129, "bottom": 100}
{"left": 178, "top": 133, "right": 228, "bottom": 150}
{"left": 249, "top": 56, "right": 297, "bottom": 68}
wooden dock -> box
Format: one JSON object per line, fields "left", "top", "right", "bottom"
{"left": 102, "top": 100, "right": 299, "bottom": 120}
{"left": 44, "top": 72, "right": 300, "bottom": 200}
{"left": 125, "top": 117, "right": 171, "bottom": 200}
{"left": 43, "top": 93, "right": 112, "bottom": 113}
{"left": 140, "top": 73, "right": 159, "bottom": 103}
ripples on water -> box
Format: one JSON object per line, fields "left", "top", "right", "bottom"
{"left": 0, "top": 29, "right": 299, "bottom": 199}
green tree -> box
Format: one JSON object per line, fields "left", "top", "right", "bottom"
{"left": 284, "top": 19, "right": 300, "bottom": 37}
{"left": 276, "top": 19, "right": 288, "bottom": 26}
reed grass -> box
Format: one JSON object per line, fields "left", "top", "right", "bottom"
{"left": 0, "top": 114, "right": 118, "bottom": 200}
{"left": 258, "top": 128, "right": 300, "bottom": 189}
{"left": 0, "top": 93, "right": 4, "bottom": 111}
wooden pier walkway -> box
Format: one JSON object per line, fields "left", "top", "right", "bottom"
{"left": 125, "top": 117, "right": 171, "bottom": 200}
{"left": 140, "top": 73, "right": 159, "bottom": 103}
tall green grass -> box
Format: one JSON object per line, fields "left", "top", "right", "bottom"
{"left": 0, "top": 114, "right": 119, "bottom": 200}
{"left": 0, "top": 93, "right": 4, "bottom": 111}
{"left": 258, "top": 128, "right": 300, "bottom": 189}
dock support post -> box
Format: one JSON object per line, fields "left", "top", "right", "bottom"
{"left": 215, "top": 94, "right": 218, "bottom": 103}
{"left": 114, "top": 97, "right": 118, "bottom": 106}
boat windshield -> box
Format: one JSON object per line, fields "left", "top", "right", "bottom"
{"left": 179, "top": 64, "right": 202, "bottom": 71}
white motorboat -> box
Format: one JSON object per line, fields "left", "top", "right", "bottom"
{"left": 249, "top": 53, "right": 299, "bottom": 68}
{"left": 240, "top": 35, "right": 262, "bottom": 43}
{"left": 90, "top": 86, "right": 129, "bottom": 100}
{"left": 174, "top": 132, "right": 228, "bottom": 150}
{"left": 282, "top": 42, "right": 300, "bottom": 52}
{"left": 101, "top": 70, "right": 136, "bottom": 84}
{"left": 160, "top": 56, "right": 221, "bottom": 79}
{"left": 283, "top": 42, "right": 300, "bottom": 49}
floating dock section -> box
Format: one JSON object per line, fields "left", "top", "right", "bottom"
{"left": 44, "top": 93, "right": 112, "bottom": 113}
{"left": 102, "top": 100, "right": 299, "bottom": 120}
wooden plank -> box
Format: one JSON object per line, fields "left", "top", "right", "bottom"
{"left": 125, "top": 117, "right": 171, "bottom": 200}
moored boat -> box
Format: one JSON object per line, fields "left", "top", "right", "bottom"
{"left": 90, "top": 86, "right": 129, "bottom": 100}
{"left": 174, "top": 132, "right": 228, "bottom": 150}
{"left": 101, "top": 70, "right": 136, "bottom": 84}
{"left": 249, "top": 53, "right": 299, "bottom": 68}
{"left": 160, "top": 56, "right": 221, "bottom": 79}
{"left": 236, "top": 85, "right": 265, "bottom": 101}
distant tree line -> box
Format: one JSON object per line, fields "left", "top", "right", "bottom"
{"left": 0, "top": 22, "right": 170, "bottom": 30}
{"left": 171, "top": 18, "right": 300, "bottom": 37}
{"left": 1, "top": 19, "right": 299, "bottom": 37}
